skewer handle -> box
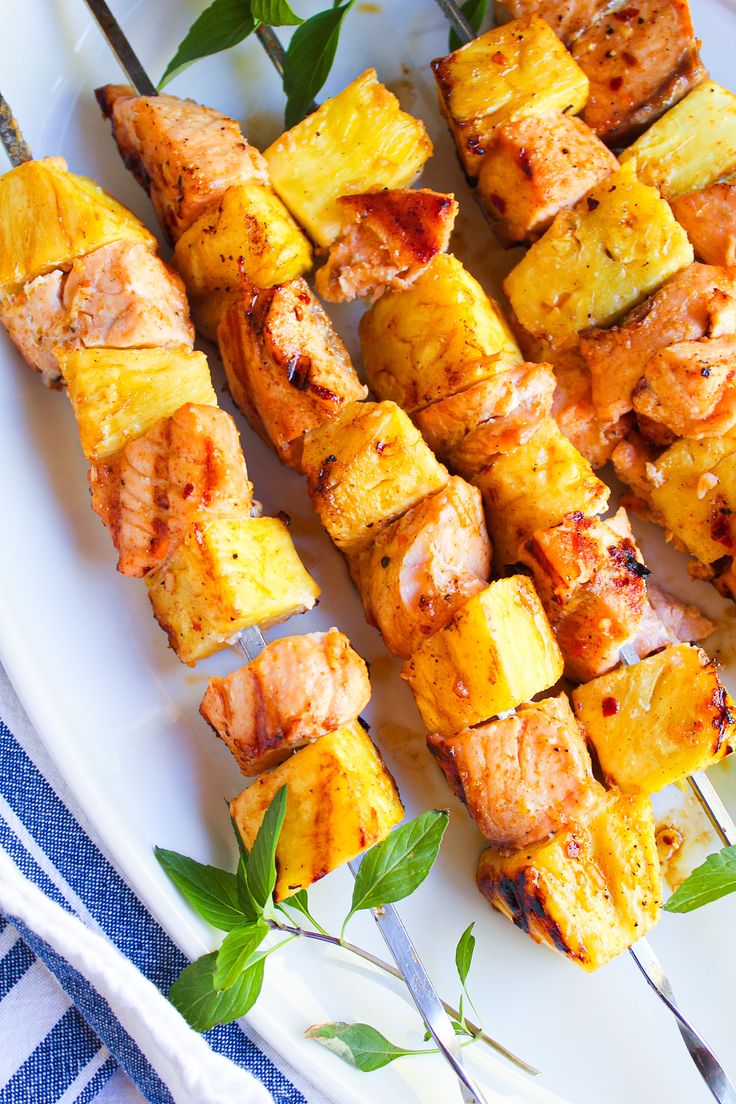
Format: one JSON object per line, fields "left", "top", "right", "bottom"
{"left": 83, "top": 0, "right": 157, "bottom": 96}
{"left": 0, "top": 91, "right": 32, "bottom": 166}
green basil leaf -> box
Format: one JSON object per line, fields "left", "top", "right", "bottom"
{"left": 169, "top": 951, "right": 265, "bottom": 1031}
{"left": 251, "top": 0, "right": 303, "bottom": 23}
{"left": 159, "top": 0, "right": 258, "bottom": 90}
{"left": 665, "top": 845, "right": 736, "bottom": 913}
{"left": 448, "top": 0, "right": 489, "bottom": 51}
{"left": 213, "top": 919, "right": 270, "bottom": 989}
{"left": 305, "top": 1022, "right": 428, "bottom": 1071}
{"left": 245, "top": 785, "right": 288, "bottom": 915}
{"left": 455, "top": 922, "right": 475, "bottom": 987}
{"left": 279, "top": 888, "right": 311, "bottom": 921}
{"left": 154, "top": 847, "right": 248, "bottom": 931}
{"left": 348, "top": 810, "right": 449, "bottom": 916}
{"left": 282, "top": 0, "right": 355, "bottom": 128}
{"left": 230, "top": 812, "right": 254, "bottom": 916}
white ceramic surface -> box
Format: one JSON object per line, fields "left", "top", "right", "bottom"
{"left": 1, "top": 2, "right": 735, "bottom": 1102}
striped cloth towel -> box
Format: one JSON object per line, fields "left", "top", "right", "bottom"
{"left": 0, "top": 665, "right": 333, "bottom": 1104}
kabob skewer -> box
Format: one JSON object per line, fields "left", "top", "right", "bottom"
{"left": 0, "top": 78, "right": 496, "bottom": 1104}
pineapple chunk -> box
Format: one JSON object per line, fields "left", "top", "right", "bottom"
{"left": 230, "top": 721, "right": 404, "bottom": 900}
{"left": 173, "top": 183, "right": 312, "bottom": 340}
{"left": 478, "top": 112, "right": 618, "bottom": 246}
{"left": 301, "top": 400, "right": 448, "bottom": 554}
{"left": 0, "top": 158, "right": 156, "bottom": 296}
{"left": 401, "top": 576, "right": 563, "bottom": 737}
{"left": 474, "top": 419, "right": 610, "bottom": 569}
{"left": 217, "top": 278, "right": 366, "bottom": 471}
{"left": 360, "top": 253, "right": 521, "bottom": 412}
{"left": 431, "top": 16, "right": 589, "bottom": 179}
{"left": 573, "top": 644, "right": 735, "bottom": 795}
{"left": 620, "top": 82, "right": 736, "bottom": 198}
{"left": 264, "top": 69, "right": 432, "bottom": 248}
{"left": 59, "top": 346, "right": 216, "bottom": 461}
{"left": 504, "top": 163, "right": 694, "bottom": 347}
{"left": 477, "top": 790, "right": 661, "bottom": 971}
{"left": 146, "top": 516, "right": 319, "bottom": 665}
{"left": 647, "top": 438, "right": 736, "bottom": 564}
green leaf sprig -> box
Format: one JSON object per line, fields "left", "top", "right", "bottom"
{"left": 665, "top": 844, "right": 736, "bottom": 914}
{"left": 155, "top": 790, "right": 536, "bottom": 1076}
{"left": 159, "top": 0, "right": 357, "bottom": 127}
{"left": 448, "top": 0, "right": 489, "bottom": 52}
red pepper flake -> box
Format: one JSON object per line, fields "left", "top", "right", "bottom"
{"left": 602, "top": 696, "right": 619, "bottom": 717}
{"left": 622, "top": 50, "right": 638, "bottom": 66}
{"left": 614, "top": 7, "right": 640, "bottom": 20}
{"left": 181, "top": 482, "right": 194, "bottom": 500}
{"left": 517, "top": 147, "right": 533, "bottom": 178}
{"left": 492, "top": 51, "right": 507, "bottom": 64}
{"left": 609, "top": 75, "right": 624, "bottom": 91}
{"left": 488, "top": 192, "right": 507, "bottom": 214}
{"left": 587, "top": 197, "right": 600, "bottom": 211}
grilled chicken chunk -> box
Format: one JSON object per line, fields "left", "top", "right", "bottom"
{"left": 633, "top": 334, "right": 736, "bottom": 439}
{"left": 493, "top": 0, "right": 612, "bottom": 44}
{"left": 218, "top": 277, "right": 367, "bottom": 471}
{"left": 428, "top": 694, "right": 599, "bottom": 850}
{"left": 200, "top": 629, "right": 370, "bottom": 775}
{"left": 550, "top": 349, "right": 631, "bottom": 468}
{"left": 571, "top": 0, "right": 707, "bottom": 147}
{"left": 670, "top": 181, "right": 736, "bottom": 268}
{"left": 631, "top": 582, "right": 713, "bottom": 656}
{"left": 96, "top": 85, "right": 269, "bottom": 242}
{"left": 89, "top": 403, "right": 252, "bottom": 578}
{"left": 0, "top": 240, "right": 193, "bottom": 388}
{"left": 580, "top": 263, "right": 736, "bottom": 425}
{"left": 349, "top": 476, "right": 491, "bottom": 657}
{"left": 414, "top": 361, "right": 555, "bottom": 477}
{"left": 315, "top": 189, "right": 458, "bottom": 304}
{"left": 519, "top": 508, "right": 650, "bottom": 681}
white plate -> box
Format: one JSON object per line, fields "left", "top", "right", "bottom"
{"left": 1, "top": 2, "right": 736, "bottom": 1102}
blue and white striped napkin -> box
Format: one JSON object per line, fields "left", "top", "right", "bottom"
{"left": 0, "top": 665, "right": 332, "bottom": 1104}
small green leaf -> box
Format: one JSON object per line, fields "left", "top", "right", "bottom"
{"left": 455, "top": 923, "right": 476, "bottom": 987}
{"left": 282, "top": 0, "right": 356, "bottom": 128}
{"left": 213, "top": 920, "right": 269, "bottom": 989}
{"left": 154, "top": 847, "right": 248, "bottom": 931}
{"left": 169, "top": 952, "right": 264, "bottom": 1032}
{"left": 424, "top": 1020, "right": 470, "bottom": 1042}
{"left": 251, "top": 0, "right": 303, "bottom": 23}
{"left": 665, "top": 845, "right": 736, "bottom": 913}
{"left": 448, "top": 0, "right": 489, "bottom": 51}
{"left": 348, "top": 810, "right": 449, "bottom": 917}
{"left": 305, "top": 1022, "right": 430, "bottom": 1071}
{"left": 159, "top": 0, "right": 258, "bottom": 89}
{"left": 230, "top": 813, "right": 254, "bottom": 916}
{"left": 279, "top": 888, "right": 311, "bottom": 921}
{"left": 245, "top": 785, "right": 288, "bottom": 915}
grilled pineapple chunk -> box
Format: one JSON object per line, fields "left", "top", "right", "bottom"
{"left": 360, "top": 254, "right": 521, "bottom": 412}
{"left": 264, "top": 69, "right": 432, "bottom": 248}
{"left": 504, "top": 163, "right": 693, "bottom": 347}
{"left": 646, "top": 438, "right": 736, "bottom": 564}
{"left": 401, "top": 576, "right": 563, "bottom": 737}
{"left": 59, "top": 346, "right": 216, "bottom": 461}
{"left": 230, "top": 721, "right": 404, "bottom": 900}
{"left": 477, "top": 790, "right": 661, "bottom": 971}
{"left": 620, "top": 82, "right": 736, "bottom": 198}
{"left": 474, "top": 419, "right": 610, "bottom": 569}
{"left": 146, "top": 516, "right": 319, "bottom": 665}
{"left": 572, "top": 644, "right": 735, "bottom": 795}
{"left": 301, "top": 400, "right": 449, "bottom": 554}
{"left": 431, "top": 16, "right": 589, "bottom": 179}
{"left": 173, "top": 183, "right": 312, "bottom": 341}
{"left": 0, "top": 158, "right": 156, "bottom": 296}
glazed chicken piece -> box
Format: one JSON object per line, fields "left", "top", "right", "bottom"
{"left": 611, "top": 433, "right": 660, "bottom": 511}
{"left": 348, "top": 476, "right": 491, "bottom": 657}
{"left": 0, "top": 240, "right": 193, "bottom": 388}
{"left": 570, "top": 0, "right": 707, "bottom": 147}
{"left": 427, "top": 694, "right": 602, "bottom": 850}
{"left": 631, "top": 581, "right": 713, "bottom": 656}
{"left": 633, "top": 333, "right": 736, "bottom": 439}
{"left": 414, "top": 361, "right": 555, "bottom": 477}
{"left": 218, "top": 277, "right": 367, "bottom": 471}
{"left": 670, "top": 181, "right": 736, "bottom": 268}
{"left": 493, "top": 0, "right": 612, "bottom": 44}
{"left": 96, "top": 85, "right": 269, "bottom": 242}
{"left": 550, "top": 348, "right": 631, "bottom": 469}
{"left": 580, "top": 263, "right": 736, "bottom": 425}
{"left": 89, "top": 403, "right": 252, "bottom": 578}
{"left": 518, "top": 508, "right": 651, "bottom": 681}
{"left": 200, "top": 629, "right": 371, "bottom": 775}
{"left": 315, "top": 189, "right": 458, "bottom": 304}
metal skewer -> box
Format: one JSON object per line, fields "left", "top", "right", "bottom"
{"left": 24, "top": 9, "right": 490, "bottom": 1092}
{"left": 428, "top": 3, "right": 736, "bottom": 1097}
